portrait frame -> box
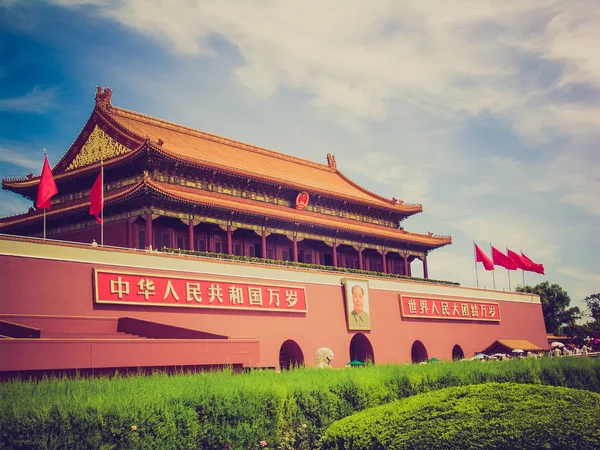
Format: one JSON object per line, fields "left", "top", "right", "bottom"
{"left": 342, "top": 278, "right": 371, "bottom": 331}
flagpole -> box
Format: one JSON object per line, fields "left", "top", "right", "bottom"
{"left": 474, "top": 240, "right": 479, "bottom": 288}
{"left": 521, "top": 248, "right": 525, "bottom": 286}
{"left": 100, "top": 161, "right": 104, "bottom": 246}
{"left": 43, "top": 148, "right": 47, "bottom": 240}
{"left": 490, "top": 243, "right": 496, "bottom": 290}
{"left": 506, "top": 246, "right": 511, "bottom": 291}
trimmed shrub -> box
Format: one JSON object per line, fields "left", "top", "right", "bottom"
{"left": 3, "top": 358, "right": 600, "bottom": 449}
{"left": 322, "top": 382, "right": 600, "bottom": 450}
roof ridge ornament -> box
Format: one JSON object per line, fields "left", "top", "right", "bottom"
{"left": 326, "top": 153, "right": 337, "bottom": 171}
{"left": 95, "top": 86, "right": 113, "bottom": 109}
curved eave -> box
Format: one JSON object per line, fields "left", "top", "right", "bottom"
{"left": 147, "top": 180, "right": 451, "bottom": 250}
{"left": 335, "top": 169, "right": 422, "bottom": 214}
{"left": 2, "top": 145, "right": 147, "bottom": 197}
{"left": 147, "top": 143, "right": 422, "bottom": 217}
{"left": 106, "top": 104, "right": 420, "bottom": 214}
{"left": 2, "top": 105, "right": 146, "bottom": 196}
{"left": 0, "top": 183, "right": 144, "bottom": 230}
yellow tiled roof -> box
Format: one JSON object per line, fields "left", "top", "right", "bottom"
{"left": 106, "top": 105, "right": 422, "bottom": 213}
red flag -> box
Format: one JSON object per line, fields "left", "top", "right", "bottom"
{"left": 474, "top": 243, "right": 494, "bottom": 271}
{"left": 521, "top": 252, "right": 545, "bottom": 275}
{"left": 491, "top": 246, "right": 517, "bottom": 270}
{"left": 506, "top": 248, "right": 531, "bottom": 270}
{"left": 36, "top": 155, "right": 58, "bottom": 209}
{"left": 89, "top": 171, "right": 103, "bottom": 224}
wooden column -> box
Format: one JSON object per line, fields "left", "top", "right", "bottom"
{"left": 227, "top": 225, "right": 232, "bottom": 255}
{"left": 188, "top": 219, "right": 194, "bottom": 251}
{"left": 332, "top": 241, "right": 338, "bottom": 267}
{"left": 358, "top": 247, "right": 363, "bottom": 270}
{"left": 423, "top": 255, "right": 429, "bottom": 279}
{"left": 145, "top": 211, "right": 152, "bottom": 249}
{"left": 403, "top": 255, "right": 409, "bottom": 276}
{"left": 293, "top": 236, "right": 298, "bottom": 262}
{"left": 261, "top": 229, "right": 267, "bottom": 258}
{"left": 381, "top": 249, "right": 387, "bottom": 274}
{"left": 127, "top": 219, "right": 133, "bottom": 248}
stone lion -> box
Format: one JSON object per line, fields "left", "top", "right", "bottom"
{"left": 314, "top": 347, "right": 334, "bottom": 369}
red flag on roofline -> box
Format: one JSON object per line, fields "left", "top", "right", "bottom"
{"left": 90, "top": 170, "right": 103, "bottom": 224}
{"left": 474, "top": 243, "right": 494, "bottom": 271}
{"left": 521, "top": 252, "right": 545, "bottom": 275}
{"left": 506, "top": 248, "right": 531, "bottom": 270}
{"left": 36, "top": 154, "right": 58, "bottom": 209}
{"left": 491, "top": 246, "right": 517, "bottom": 270}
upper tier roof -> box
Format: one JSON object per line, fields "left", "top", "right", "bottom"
{"left": 98, "top": 87, "right": 421, "bottom": 213}
{"left": 3, "top": 88, "right": 423, "bottom": 215}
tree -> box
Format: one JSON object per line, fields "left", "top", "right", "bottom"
{"left": 584, "top": 293, "right": 600, "bottom": 327}
{"left": 516, "top": 282, "right": 581, "bottom": 334}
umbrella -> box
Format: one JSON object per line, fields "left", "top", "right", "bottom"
{"left": 347, "top": 360, "right": 364, "bottom": 366}
{"left": 470, "top": 353, "right": 487, "bottom": 361}
{"left": 512, "top": 349, "right": 524, "bottom": 354}
{"left": 426, "top": 357, "right": 439, "bottom": 363}
{"left": 551, "top": 342, "right": 565, "bottom": 348}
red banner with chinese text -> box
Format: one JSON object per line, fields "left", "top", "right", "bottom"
{"left": 94, "top": 269, "right": 307, "bottom": 312}
{"left": 400, "top": 295, "right": 500, "bottom": 321}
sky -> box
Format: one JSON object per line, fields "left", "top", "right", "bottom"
{"left": 0, "top": 0, "right": 598, "bottom": 315}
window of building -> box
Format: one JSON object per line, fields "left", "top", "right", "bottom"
{"left": 138, "top": 229, "right": 146, "bottom": 249}
{"left": 176, "top": 234, "right": 188, "bottom": 250}
{"left": 195, "top": 237, "right": 206, "bottom": 252}
{"left": 153, "top": 230, "right": 170, "bottom": 250}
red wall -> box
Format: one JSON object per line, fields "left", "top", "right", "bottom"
{"left": 0, "top": 249, "right": 547, "bottom": 369}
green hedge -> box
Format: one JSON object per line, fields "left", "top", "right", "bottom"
{"left": 2, "top": 358, "right": 600, "bottom": 449}
{"left": 162, "top": 247, "right": 460, "bottom": 286}
{"left": 322, "top": 383, "right": 600, "bottom": 449}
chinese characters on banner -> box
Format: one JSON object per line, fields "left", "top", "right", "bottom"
{"left": 400, "top": 295, "right": 500, "bottom": 322}
{"left": 94, "top": 269, "right": 307, "bottom": 312}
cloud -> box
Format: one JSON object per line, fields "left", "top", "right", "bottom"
{"left": 558, "top": 267, "right": 600, "bottom": 286}
{"left": 0, "top": 86, "right": 57, "bottom": 113}
{"left": 0, "top": 147, "right": 41, "bottom": 170}
{"left": 0, "top": 193, "right": 31, "bottom": 217}
{"left": 44, "top": 1, "right": 599, "bottom": 138}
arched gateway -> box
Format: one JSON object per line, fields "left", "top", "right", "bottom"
{"left": 452, "top": 344, "right": 465, "bottom": 360}
{"left": 279, "top": 340, "right": 304, "bottom": 370}
{"left": 349, "top": 333, "right": 375, "bottom": 364}
{"left": 411, "top": 340, "right": 428, "bottom": 363}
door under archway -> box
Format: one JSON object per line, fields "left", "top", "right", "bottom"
{"left": 279, "top": 340, "right": 304, "bottom": 370}
{"left": 452, "top": 344, "right": 465, "bottom": 360}
{"left": 411, "top": 340, "right": 428, "bottom": 363}
{"left": 349, "top": 333, "right": 375, "bottom": 364}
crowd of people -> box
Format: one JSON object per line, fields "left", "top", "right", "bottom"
{"left": 470, "top": 343, "right": 596, "bottom": 362}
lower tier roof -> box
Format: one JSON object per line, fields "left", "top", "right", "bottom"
{"left": 0, "top": 177, "right": 451, "bottom": 250}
